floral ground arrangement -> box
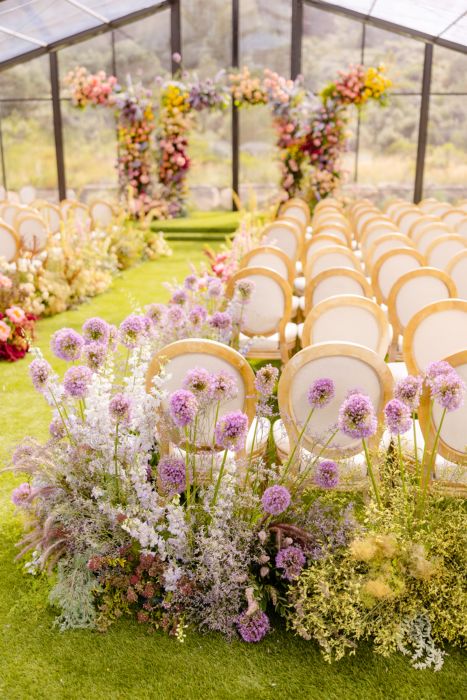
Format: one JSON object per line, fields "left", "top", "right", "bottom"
{"left": 7, "top": 263, "right": 466, "bottom": 674}
{"left": 1, "top": 243, "right": 465, "bottom": 699}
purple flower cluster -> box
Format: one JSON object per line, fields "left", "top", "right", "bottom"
{"left": 425, "top": 361, "right": 453, "bottom": 388}
{"left": 275, "top": 546, "right": 306, "bottom": 581}
{"left": 430, "top": 371, "right": 465, "bottom": 412}
{"left": 207, "top": 279, "right": 223, "bottom": 298}
{"left": 212, "top": 370, "right": 238, "bottom": 402}
{"left": 307, "top": 378, "right": 335, "bottom": 409}
{"left": 29, "top": 358, "right": 52, "bottom": 393}
{"left": 183, "top": 367, "right": 214, "bottom": 404}
{"left": 11, "top": 482, "right": 34, "bottom": 507}
{"left": 315, "top": 460, "right": 339, "bottom": 489}
{"left": 184, "top": 274, "right": 198, "bottom": 291}
{"left": 236, "top": 610, "right": 270, "bottom": 642}
{"left": 215, "top": 410, "right": 249, "bottom": 451}
{"left": 63, "top": 365, "right": 93, "bottom": 398}
{"left": 167, "top": 305, "right": 185, "bottom": 327}
{"left": 338, "top": 391, "right": 377, "bottom": 439}
{"left": 109, "top": 393, "right": 132, "bottom": 423}
{"left": 51, "top": 328, "right": 84, "bottom": 362}
{"left": 209, "top": 311, "right": 232, "bottom": 332}
{"left": 394, "top": 375, "right": 423, "bottom": 411}
{"left": 235, "top": 279, "right": 255, "bottom": 302}
{"left": 158, "top": 455, "right": 186, "bottom": 495}
{"left": 261, "top": 485, "right": 291, "bottom": 515}
{"left": 188, "top": 305, "right": 207, "bottom": 327}
{"left": 83, "top": 342, "right": 107, "bottom": 371}
{"left": 49, "top": 417, "right": 66, "bottom": 439}
{"left": 384, "top": 398, "right": 412, "bottom": 435}
{"left": 171, "top": 289, "right": 187, "bottom": 306}
{"left": 169, "top": 389, "right": 198, "bottom": 428}
{"left": 255, "top": 364, "right": 279, "bottom": 397}
{"left": 118, "top": 314, "right": 148, "bottom": 349}
{"left": 82, "top": 317, "right": 110, "bottom": 345}
{"left": 145, "top": 303, "right": 166, "bottom": 326}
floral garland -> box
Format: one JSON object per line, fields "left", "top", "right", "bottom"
{"left": 66, "top": 64, "right": 391, "bottom": 216}
{"left": 0, "top": 295, "right": 36, "bottom": 361}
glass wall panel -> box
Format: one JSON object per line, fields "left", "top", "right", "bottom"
{"left": 0, "top": 100, "right": 57, "bottom": 195}
{"left": 431, "top": 46, "right": 467, "bottom": 94}
{"left": 355, "top": 95, "right": 420, "bottom": 203}
{"left": 181, "top": 0, "right": 232, "bottom": 210}
{"left": 0, "top": 54, "right": 51, "bottom": 98}
{"left": 240, "top": 0, "right": 291, "bottom": 75}
{"left": 302, "top": 6, "right": 363, "bottom": 92}
{"left": 424, "top": 96, "right": 467, "bottom": 202}
{"left": 113, "top": 9, "right": 171, "bottom": 85}
{"left": 364, "top": 25, "right": 424, "bottom": 94}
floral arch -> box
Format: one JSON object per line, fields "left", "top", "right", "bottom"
{"left": 66, "top": 64, "right": 391, "bottom": 218}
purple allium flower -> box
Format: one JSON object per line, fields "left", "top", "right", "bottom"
{"left": 158, "top": 456, "right": 186, "bottom": 495}
{"left": 182, "top": 367, "right": 214, "bottom": 404}
{"left": 235, "top": 279, "right": 255, "bottom": 302}
{"left": 394, "top": 375, "right": 423, "bottom": 411}
{"left": 236, "top": 610, "right": 270, "bottom": 643}
{"left": 315, "top": 460, "right": 339, "bottom": 489}
{"left": 51, "top": 327, "right": 84, "bottom": 362}
{"left": 275, "top": 546, "right": 306, "bottom": 581}
{"left": 255, "top": 364, "right": 279, "bottom": 397}
{"left": 83, "top": 342, "right": 107, "bottom": 371}
{"left": 212, "top": 370, "right": 238, "bottom": 402}
{"left": 63, "top": 365, "right": 93, "bottom": 399}
{"left": 425, "top": 360, "right": 453, "bottom": 388}
{"left": 188, "top": 305, "right": 208, "bottom": 327}
{"left": 118, "top": 314, "right": 147, "bottom": 348}
{"left": 207, "top": 278, "right": 223, "bottom": 298}
{"left": 11, "top": 482, "right": 33, "bottom": 507}
{"left": 338, "top": 391, "right": 377, "bottom": 439}
{"left": 209, "top": 311, "right": 232, "bottom": 332}
{"left": 169, "top": 389, "right": 198, "bottom": 427}
{"left": 262, "top": 485, "right": 291, "bottom": 515}
{"left": 82, "top": 317, "right": 110, "bottom": 345}
{"left": 384, "top": 399, "right": 412, "bottom": 435}
{"left": 171, "top": 289, "right": 187, "bottom": 306}
{"left": 49, "top": 417, "right": 66, "bottom": 439}
{"left": 29, "top": 358, "right": 52, "bottom": 392}
{"left": 167, "top": 305, "right": 185, "bottom": 327}
{"left": 431, "top": 371, "right": 465, "bottom": 412}
{"left": 215, "top": 410, "right": 249, "bottom": 451}
{"left": 109, "top": 393, "right": 132, "bottom": 423}
{"left": 307, "top": 378, "right": 335, "bottom": 408}
{"left": 184, "top": 274, "right": 198, "bottom": 291}
{"left": 145, "top": 303, "right": 166, "bottom": 326}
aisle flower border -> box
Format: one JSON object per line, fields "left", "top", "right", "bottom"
{"left": 65, "top": 63, "right": 391, "bottom": 216}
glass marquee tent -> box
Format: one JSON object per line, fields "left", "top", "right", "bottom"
{"left": 0, "top": 0, "right": 465, "bottom": 205}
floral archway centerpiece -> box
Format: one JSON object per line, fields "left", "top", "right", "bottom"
{"left": 65, "top": 63, "right": 391, "bottom": 217}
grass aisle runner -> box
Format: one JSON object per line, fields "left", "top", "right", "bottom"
{"left": 0, "top": 243, "right": 464, "bottom": 700}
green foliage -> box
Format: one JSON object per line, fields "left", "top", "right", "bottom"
{"left": 49, "top": 554, "right": 99, "bottom": 631}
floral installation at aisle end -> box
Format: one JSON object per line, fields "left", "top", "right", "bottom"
{"left": 65, "top": 62, "right": 391, "bottom": 216}
{"left": 9, "top": 223, "right": 466, "bottom": 668}
{"left": 0, "top": 208, "right": 172, "bottom": 362}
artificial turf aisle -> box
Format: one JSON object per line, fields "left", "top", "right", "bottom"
{"left": 0, "top": 241, "right": 465, "bottom": 700}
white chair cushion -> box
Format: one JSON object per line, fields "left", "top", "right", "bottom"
{"left": 240, "top": 323, "right": 298, "bottom": 352}
{"left": 294, "top": 276, "right": 306, "bottom": 295}
{"left": 387, "top": 361, "right": 408, "bottom": 382}
{"left": 381, "top": 419, "right": 425, "bottom": 460}
{"left": 299, "top": 296, "right": 305, "bottom": 312}
{"left": 272, "top": 419, "right": 367, "bottom": 482}
{"left": 295, "top": 260, "right": 303, "bottom": 275}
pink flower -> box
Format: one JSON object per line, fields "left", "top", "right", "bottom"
{"left": 0, "top": 274, "right": 12, "bottom": 289}
{"left": 6, "top": 306, "right": 25, "bottom": 324}
{"left": 0, "top": 320, "right": 11, "bottom": 342}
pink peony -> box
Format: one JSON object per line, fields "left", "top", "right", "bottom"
{"left": 0, "top": 319, "right": 11, "bottom": 342}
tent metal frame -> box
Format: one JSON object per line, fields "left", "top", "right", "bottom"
{"left": 0, "top": 0, "right": 465, "bottom": 203}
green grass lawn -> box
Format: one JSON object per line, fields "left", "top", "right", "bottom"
{"left": 0, "top": 241, "right": 465, "bottom": 700}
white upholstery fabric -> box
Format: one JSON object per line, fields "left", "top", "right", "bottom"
{"left": 427, "top": 239, "right": 465, "bottom": 270}
{"left": 448, "top": 254, "right": 467, "bottom": 299}
{"left": 409, "top": 308, "right": 467, "bottom": 373}
{"left": 295, "top": 260, "right": 303, "bottom": 275}
{"left": 294, "top": 276, "right": 306, "bottom": 295}
{"left": 241, "top": 274, "right": 286, "bottom": 334}
{"left": 240, "top": 322, "right": 298, "bottom": 352}
{"left": 312, "top": 276, "right": 367, "bottom": 305}
{"left": 387, "top": 361, "right": 409, "bottom": 383}
{"left": 394, "top": 276, "right": 452, "bottom": 329}
{"left": 378, "top": 253, "right": 422, "bottom": 301}
{"left": 0, "top": 225, "right": 18, "bottom": 261}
